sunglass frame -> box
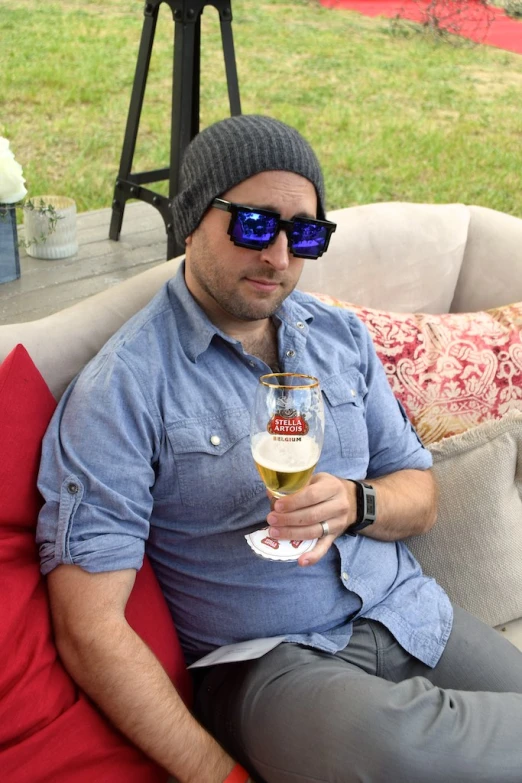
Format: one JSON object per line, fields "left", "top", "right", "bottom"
{"left": 211, "top": 198, "right": 336, "bottom": 259}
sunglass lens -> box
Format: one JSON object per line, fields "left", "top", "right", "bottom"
{"left": 231, "top": 209, "right": 278, "bottom": 249}
{"left": 290, "top": 220, "right": 328, "bottom": 258}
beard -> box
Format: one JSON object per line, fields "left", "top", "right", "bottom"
{"left": 187, "top": 228, "right": 300, "bottom": 323}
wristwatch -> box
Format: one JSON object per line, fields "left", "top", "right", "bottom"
{"left": 346, "top": 480, "right": 376, "bottom": 536}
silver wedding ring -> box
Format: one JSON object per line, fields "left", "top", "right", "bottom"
{"left": 320, "top": 521, "right": 330, "bottom": 538}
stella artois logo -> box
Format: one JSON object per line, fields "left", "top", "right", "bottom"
{"left": 267, "top": 408, "right": 309, "bottom": 436}
{"left": 260, "top": 536, "right": 305, "bottom": 551}
{"left": 261, "top": 536, "right": 279, "bottom": 550}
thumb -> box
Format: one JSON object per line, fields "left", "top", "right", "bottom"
{"left": 298, "top": 536, "right": 332, "bottom": 567}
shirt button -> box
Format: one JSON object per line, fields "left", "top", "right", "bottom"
{"left": 210, "top": 435, "right": 221, "bottom": 446}
{"left": 296, "top": 321, "right": 305, "bottom": 329}
{"left": 286, "top": 350, "right": 296, "bottom": 358}
{"left": 351, "top": 389, "right": 356, "bottom": 397}
{"left": 67, "top": 482, "right": 79, "bottom": 494}
{"left": 342, "top": 571, "right": 349, "bottom": 581}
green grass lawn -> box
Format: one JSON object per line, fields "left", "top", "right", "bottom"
{"left": 1, "top": 0, "right": 521, "bottom": 216}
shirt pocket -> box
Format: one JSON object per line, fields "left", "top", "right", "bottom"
{"left": 167, "top": 406, "right": 264, "bottom": 512}
{"left": 321, "top": 370, "right": 369, "bottom": 460}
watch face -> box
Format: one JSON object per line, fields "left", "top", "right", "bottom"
{"left": 365, "top": 490, "right": 376, "bottom": 520}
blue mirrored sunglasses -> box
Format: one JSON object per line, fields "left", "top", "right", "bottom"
{"left": 211, "top": 198, "right": 336, "bottom": 259}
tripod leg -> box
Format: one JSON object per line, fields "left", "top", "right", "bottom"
{"left": 109, "top": 4, "right": 159, "bottom": 242}
{"left": 220, "top": 15, "right": 241, "bottom": 116}
{"left": 191, "top": 14, "right": 201, "bottom": 140}
{"left": 110, "top": 1, "right": 242, "bottom": 259}
{"left": 168, "top": 13, "right": 199, "bottom": 258}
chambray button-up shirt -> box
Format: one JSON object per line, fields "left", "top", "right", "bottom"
{"left": 37, "top": 265, "right": 453, "bottom": 667}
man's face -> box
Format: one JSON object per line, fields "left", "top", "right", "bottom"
{"left": 184, "top": 170, "right": 318, "bottom": 327}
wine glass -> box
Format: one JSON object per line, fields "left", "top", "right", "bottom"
{"left": 248, "top": 373, "right": 324, "bottom": 560}
{"left": 251, "top": 373, "right": 324, "bottom": 499}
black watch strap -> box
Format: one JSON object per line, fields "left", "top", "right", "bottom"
{"left": 346, "top": 480, "right": 376, "bottom": 536}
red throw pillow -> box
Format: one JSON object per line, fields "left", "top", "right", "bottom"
{"left": 0, "top": 344, "right": 57, "bottom": 527}
{"left": 312, "top": 294, "right": 522, "bottom": 445}
{"left": 0, "top": 344, "right": 191, "bottom": 782}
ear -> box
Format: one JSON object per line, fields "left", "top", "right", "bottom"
{"left": 185, "top": 233, "right": 193, "bottom": 247}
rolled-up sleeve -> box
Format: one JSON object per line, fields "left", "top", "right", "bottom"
{"left": 37, "top": 352, "right": 160, "bottom": 575}
{"left": 354, "top": 316, "right": 432, "bottom": 477}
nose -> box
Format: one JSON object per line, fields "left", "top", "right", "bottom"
{"left": 259, "top": 229, "right": 290, "bottom": 271}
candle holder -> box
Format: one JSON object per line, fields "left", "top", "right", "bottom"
{"left": 24, "top": 196, "right": 78, "bottom": 260}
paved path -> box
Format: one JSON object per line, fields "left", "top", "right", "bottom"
{"left": 320, "top": 1, "right": 522, "bottom": 54}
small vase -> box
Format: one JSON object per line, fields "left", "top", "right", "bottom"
{"left": 24, "top": 195, "right": 78, "bottom": 260}
{"left": 0, "top": 204, "right": 21, "bottom": 284}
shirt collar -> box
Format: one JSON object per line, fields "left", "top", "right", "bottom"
{"left": 168, "top": 263, "right": 315, "bottom": 362}
{"left": 273, "top": 291, "right": 315, "bottom": 333}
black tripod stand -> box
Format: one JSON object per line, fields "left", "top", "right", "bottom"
{"left": 109, "top": 0, "right": 241, "bottom": 260}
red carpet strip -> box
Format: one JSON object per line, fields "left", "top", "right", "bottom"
{"left": 319, "top": 1, "right": 522, "bottom": 54}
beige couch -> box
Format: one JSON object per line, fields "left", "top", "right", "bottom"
{"left": 1, "top": 201, "right": 522, "bottom": 652}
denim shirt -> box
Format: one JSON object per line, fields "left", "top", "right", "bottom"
{"left": 37, "top": 265, "right": 453, "bottom": 667}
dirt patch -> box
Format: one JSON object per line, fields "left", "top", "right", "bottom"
{"left": 465, "top": 67, "right": 522, "bottom": 95}
{"left": 435, "top": 109, "right": 461, "bottom": 120}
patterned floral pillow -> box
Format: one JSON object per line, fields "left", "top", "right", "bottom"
{"left": 312, "top": 294, "right": 522, "bottom": 445}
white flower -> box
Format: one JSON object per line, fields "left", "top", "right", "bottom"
{"left": 0, "top": 137, "right": 28, "bottom": 204}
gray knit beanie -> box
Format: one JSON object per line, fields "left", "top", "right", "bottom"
{"left": 171, "top": 114, "right": 326, "bottom": 246}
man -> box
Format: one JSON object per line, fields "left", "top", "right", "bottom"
{"left": 37, "top": 115, "right": 522, "bottom": 783}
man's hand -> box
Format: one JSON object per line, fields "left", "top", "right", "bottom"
{"left": 266, "top": 473, "right": 356, "bottom": 567}
{"left": 266, "top": 468, "right": 438, "bottom": 567}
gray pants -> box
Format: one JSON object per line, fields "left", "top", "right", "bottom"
{"left": 193, "top": 606, "right": 522, "bottom": 782}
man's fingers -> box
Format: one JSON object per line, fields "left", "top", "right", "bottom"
{"left": 268, "top": 521, "right": 328, "bottom": 541}
{"left": 268, "top": 508, "right": 326, "bottom": 532}
{"left": 271, "top": 473, "right": 335, "bottom": 513}
{"left": 298, "top": 535, "right": 332, "bottom": 567}
{"left": 267, "top": 496, "right": 340, "bottom": 535}
{"left": 266, "top": 473, "right": 354, "bottom": 558}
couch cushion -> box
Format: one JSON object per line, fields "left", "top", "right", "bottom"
{"left": 0, "top": 344, "right": 190, "bottom": 782}
{"left": 405, "top": 414, "right": 522, "bottom": 629}
{"left": 451, "top": 205, "right": 522, "bottom": 313}
{"left": 313, "top": 295, "right": 522, "bottom": 445}
{"left": 299, "top": 202, "right": 470, "bottom": 314}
